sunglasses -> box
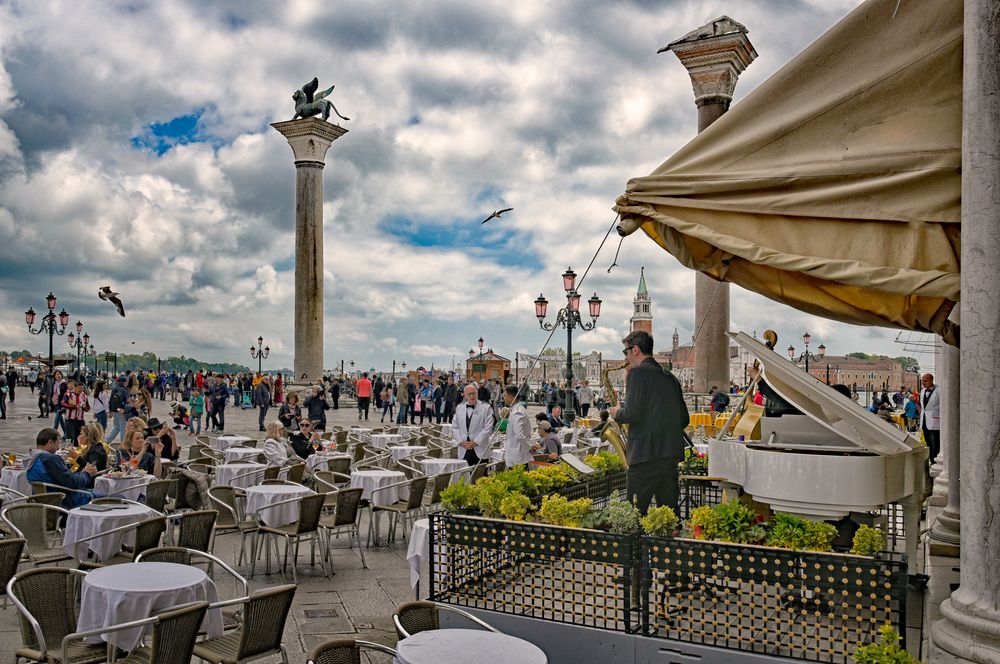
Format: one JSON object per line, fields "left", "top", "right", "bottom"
{"left": 622, "top": 346, "right": 635, "bottom": 356}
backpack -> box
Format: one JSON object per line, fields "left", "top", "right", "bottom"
{"left": 716, "top": 391, "right": 730, "bottom": 410}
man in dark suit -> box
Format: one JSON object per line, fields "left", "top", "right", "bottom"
{"left": 609, "top": 331, "right": 689, "bottom": 514}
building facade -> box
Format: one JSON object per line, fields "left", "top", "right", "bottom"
{"left": 630, "top": 267, "right": 653, "bottom": 335}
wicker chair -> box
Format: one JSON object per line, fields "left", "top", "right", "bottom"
{"left": 318, "top": 487, "right": 366, "bottom": 570}
{"left": 426, "top": 473, "right": 451, "bottom": 510}
{"left": 334, "top": 431, "right": 349, "bottom": 447}
{"left": 392, "top": 600, "right": 500, "bottom": 639}
{"left": 1, "top": 503, "right": 72, "bottom": 566}
{"left": 252, "top": 493, "right": 328, "bottom": 582}
{"left": 143, "top": 479, "right": 174, "bottom": 513}
{"left": 241, "top": 439, "right": 259, "bottom": 449}
{"left": 195, "top": 435, "right": 212, "bottom": 447}
{"left": 74, "top": 601, "right": 209, "bottom": 664}
{"left": 207, "top": 486, "right": 258, "bottom": 565}
{"left": 7, "top": 567, "right": 105, "bottom": 664}
{"left": 262, "top": 466, "right": 280, "bottom": 482}
{"left": 470, "top": 462, "right": 488, "bottom": 483}
{"left": 75, "top": 515, "right": 168, "bottom": 568}
{"left": 188, "top": 443, "right": 211, "bottom": 460}
{"left": 307, "top": 638, "right": 396, "bottom": 664}
{"left": 174, "top": 509, "right": 218, "bottom": 554}
{"left": 192, "top": 584, "right": 296, "bottom": 664}
{"left": 286, "top": 463, "right": 306, "bottom": 485}
{"left": 370, "top": 476, "right": 428, "bottom": 545}
{"left": 0, "top": 538, "right": 25, "bottom": 607}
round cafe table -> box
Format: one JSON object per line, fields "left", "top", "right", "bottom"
{"left": 214, "top": 463, "right": 265, "bottom": 489}
{"left": 370, "top": 433, "right": 402, "bottom": 449}
{"left": 416, "top": 458, "right": 470, "bottom": 483}
{"left": 63, "top": 503, "right": 159, "bottom": 562}
{"left": 77, "top": 562, "right": 223, "bottom": 652}
{"left": 94, "top": 474, "right": 150, "bottom": 502}
{"left": 388, "top": 445, "right": 427, "bottom": 463}
{"left": 307, "top": 452, "right": 351, "bottom": 472}
{"left": 214, "top": 435, "right": 251, "bottom": 451}
{"left": 0, "top": 466, "right": 30, "bottom": 496}
{"left": 350, "top": 469, "right": 407, "bottom": 503}
{"left": 395, "top": 629, "right": 547, "bottom": 664}
{"left": 244, "top": 484, "right": 314, "bottom": 527}
{"left": 224, "top": 447, "right": 261, "bottom": 463}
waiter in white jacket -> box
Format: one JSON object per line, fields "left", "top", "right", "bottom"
{"left": 452, "top": 384, "right": 493, "bottom": 465}
{"left": 502, "top": 385, "right": 534, "bottom": 468}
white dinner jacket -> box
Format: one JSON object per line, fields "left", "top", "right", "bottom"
{"left": 920, "top": 385, "right": 940, "bottom": 430}
{"left": 503, "top": 402, "right": 534, "bottom": 467}
{"left": 451, "top": 401, "right": 494, "bottom": 458}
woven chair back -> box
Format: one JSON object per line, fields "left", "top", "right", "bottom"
{"left": 207, "top": 486, "right": 239, "bottom": 528}
{"left": 295, "top": 493, "right": 326, "bottom": 534}
{"left": 4, "top": 504, "right": 53, "bottom": 553}
{"left": 327, "top": 457, "right": 351, "bottom": 476}
{"left": 144, "top": 479, "right": 172, "bottom": 512}
{"left": 308, "top": 637, "right": 362, "bottom": 664}
{"left": 238, "top": 584, "right": 297, "bottom": 659}
{"left": 177, "top": 510, "right": 217, "bottom": 552}
{"left": 394, "top": 601, "right": 439, "bottom": 639}
{"left": 287, "top": 463, "right": 306, "bottom": 485}
{"left": 147, "top": 601, "right": 208, "bottom": 664}
{"left": 405, "top": 476, "right": 428, "bottom": 510}
{"left": 11, "top": 567, "right": 80, "bottom": 651}
{"left": 332, "top": 487, "right": 363, "bottom": 527}
{"left": 137, "top": 546, "right": 192, "bottom": 565}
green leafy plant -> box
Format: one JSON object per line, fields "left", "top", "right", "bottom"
{"left": 583, "top": 450, "right": 625, "bottom": 476}
{"left": 852, "top": 624, "right": 921, "bottom": 663}
{"left": 441, "top": 479, "right": 477, "bottom": 513}
{"left": 851, "top": 525, "right": 886, "bottom": 557}
{"left": 499, "top": 492, "right": 532, "bottom": 522}
{"left": 801, "top": 520, "right": 838, "bottom": 552}
{"left": 640, "top": 505, "right": 679, "bottom": 537}
{"left": 688, "top": 505, "right": 721, "bottom": 540}
{"left": 474, "top": 477, "right": 511, "bottom": 518}
{"left": 766, "top": 513, "right": 810, "bottom": 549}
{"left": 679, "top": 448, "right": 709, "bottom": 474}
{"left": 491, "top": 467, "right": 538, "bottom": 497}
{"left": 537, "top": 494, "right": 593, "bottom": 528}
{"left": 527, "top": 464, "right": 574, "bottom": 494}
{"left": 604, "top": 500, "right": 642, "bottom": 535}
{"left": 714, "top": 500, "right": 764, "bottom": 544}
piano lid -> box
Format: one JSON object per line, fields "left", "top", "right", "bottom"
{"left": 731, "top": 331, "right": 920, "bottom": 456}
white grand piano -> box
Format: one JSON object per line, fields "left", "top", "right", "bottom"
{"left": 708, "top": 332, "right": 927, "bottom": 562}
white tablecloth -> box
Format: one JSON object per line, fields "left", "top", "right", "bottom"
{"left": 350, "top": 469, "right": 407, "bottom": 503}
{"left": 0, "top": 467, "right": 30, "bottom": 496}
{"left": 224, "top": 447, "right": 261, "bottom": 463}
{"left": 388, "top": 445, "right": 428, "bottom": 462}
{"left": 244, "top": 484, "right": 314, "bottom": 527}
{"left": 371, "top": 433, "right": 402, "bottom": 449}
{"left": 306, "top": 452, "right": 351, "bottom": 472}
{"left": 64, "top": 503, "right": 159, "bottom": 562}
{"left": 214, "top": 463, "right": 264, "bottom": 489}
{"left": 416, "top": 458, "right": 470, "bottom": 482}
{"left": 406, "top": 518, "right": 430, "bottom": 589}
{"left": 94, "top": 475, "right": 150, "bottom": 502}
{"left": 214, "top": 435, "right": 251, "bottom": 451}
{"left": 395, "top": 629, "right": 547, "bottom": 664}
{"left": 78, "top": 562, "right": 223, "bottom": 651}
{"left": 490, "top": 449, "right": 504, "bottom": 462}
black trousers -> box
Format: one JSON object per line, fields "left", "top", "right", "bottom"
{"left": 358, "top": 397, "right": 370, "bottom": 420}
{"left": 627, "top": 457, "right": 680, "bottom": 515}
{"left": 258, "top": 405, "right": 268, "bottom": 429}
{"left": 923, "top": 426, "right": 941, "bottom": 461}
{"left": 443, "top": 401, "right": 455, "bottom": 423}
{"left": 463, "top": 448, "right": 480, "bottom": 466}
{"left": 580, "top": 403, "right": 591, "bottom": 416}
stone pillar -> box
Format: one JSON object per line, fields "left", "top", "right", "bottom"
{"left": 929, "top": 1, "right": 1000, "bottom": 660}
{"left": 929, "top": 308, "right": 960, "bottom": 551}
{"left": 270, "top": 118, "right": 348, "bottom": 385}
{"left": 662, "top": 17, "right": 757, "bottom": 393}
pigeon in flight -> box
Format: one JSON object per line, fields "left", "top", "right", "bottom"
{"left": 98, "top": 286, "right": 126, "bottom": 318}
{"left": 480, "top": 207, "right": 513, "bottom": 224}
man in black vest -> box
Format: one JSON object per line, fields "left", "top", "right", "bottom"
{"left": 609, "top": 330, "right": 689, "bottom": 514}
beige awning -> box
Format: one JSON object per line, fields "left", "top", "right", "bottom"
{"left": 613, "top": 0, "right": 961, "bottom": 343}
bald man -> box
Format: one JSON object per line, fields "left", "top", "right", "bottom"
{"left": 452, "top": 384, "right": 494, "bottom": 465}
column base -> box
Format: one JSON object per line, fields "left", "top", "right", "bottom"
{"left": 930, "top": 592, "right": 1000, "bottom": 663}
{"left": 928, "top": 509, "right": 961, "bottom": 557}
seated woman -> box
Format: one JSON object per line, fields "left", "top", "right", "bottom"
{"left": 288, "top": 418, "right": 321, "bottom": 460}
{"left": 68, "top": 422, "right": 112, "bottom": 473}
{"left": 532, "top": 420, "right": 562, "bottom": 461}
{"left": 146, "top": 418, "right": 180, "bottom": 461}
{"left": 26, "top": 427, "right": 97, "bottom": 507}
{"left": 115, "top": 429, "right": 164, "bottom": 477}
{"left": 261, "top": 420, "right": 298, "bottom": 468}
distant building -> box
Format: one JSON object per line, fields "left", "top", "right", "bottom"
{"left": 630, "top": 267, "right": 653, "bottom": 335}
{"left": 465, "top": 349, "right": 510, "bottom": 383}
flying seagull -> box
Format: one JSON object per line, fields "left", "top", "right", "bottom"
{"left": 98, "top": 286, "right": 126, "bottom": 318}
{"left": 480, "top": 207, "right": 513, "bottom": 224}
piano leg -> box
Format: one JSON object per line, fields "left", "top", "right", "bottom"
{"left": 899, "top": 493, "right": 921, "bottom": 570}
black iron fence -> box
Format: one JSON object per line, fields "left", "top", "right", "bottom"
{"left": 555, "top": 470, "right": 627, "bottom": 508}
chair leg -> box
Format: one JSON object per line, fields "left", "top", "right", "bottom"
{"left": 355, "top": 525, "right": 368, "bottom": 569}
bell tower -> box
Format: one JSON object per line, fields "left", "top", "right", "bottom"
{"left": 630, "top": 267, "right": 653, "bottom": 335}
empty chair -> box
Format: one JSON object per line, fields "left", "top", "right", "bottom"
{"left": 371, "top": 476, "right": 428, "bottom": 545}
{"left": 74, "top": 601, "right": 209, "bottom": 664}
{"left": 252, "top": 493, "right": 328, "bottom": 583}
{"left": 195, "top": 435, "right": 212, "bottom": 447}
{"left": 326, "top": 456, "right": 351, "bottom": 477}
{"left": 1, "top": 502, "right": 72, "bottom": 567}
{"left": 175, "top": 510, "right": 218, "bottom": 554}
{"left": 392, "top": 600, "right": 500, "bottom": 639}
{"left": 7, "top": 566, "right": 106, "bottom": 664}
{"left": 334, "top": 431, "right": 349, "bottom": 447}
{"left": 307, "top": 638, "right": 396, "bottom": 664}
{"left": 76, "top": 516, "right": 168, "bottom": 569}
{"left": 262, "top": 466, "right": 280, "bottom": 482}
{"left": 0, "top": 538, "right": 25, "bottom": 607}
{"left": 318, "top": 486, "right": 367, "bottom": 570}
{"left": 241, "top": 439, "right": 259, "bottom": 449}
{"left": 143, "top": 479, "right": 174, "bottom": 513}
{"left": 207, "top": 486, "right": 258, "bottom": 566}
{"left": 470, "top": 462, "right": 488, "bottom": 483}
{"left": 192, "top": 584, "right": 297, "bottom": 664}
{"left": 426, "top": 473, "right": 451, "bottom": 510}
{"left": 286, "top": 463, "right": 306, "bottom": 485}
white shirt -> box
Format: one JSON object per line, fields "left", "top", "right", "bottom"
{"left": 578, "top": 386, "right": 593, "bottom": 404}
{"left": 451, "top": 401, "right": 493, "bottom": 459}
{"left": 92, "top": 390, "right": 110, "bottom": 415}
{"left": 503, "top": 401, "right": 534, "bottom": 467}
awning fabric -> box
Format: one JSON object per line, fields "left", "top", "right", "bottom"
{"left": 613, "top": 0, "right": 961, "bottom": 343}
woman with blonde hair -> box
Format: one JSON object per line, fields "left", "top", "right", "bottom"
{"left": 69, "top": 421, "right": 112, "bottom": 473}
{"left": 261, "top": 420, "right": 297, "bottom": 468}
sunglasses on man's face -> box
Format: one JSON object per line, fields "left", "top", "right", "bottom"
{"left": 622, "top": 346, "right": 634, "bottom": 356}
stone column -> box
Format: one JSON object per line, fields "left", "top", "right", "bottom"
{"left": 929, "top": 1, "right": 1000, "bottom": 660}
{"left": 271, "top": 118, "right": 348, "bottom": 385}
{"left": 662, "top": 17, "right": 757, "bottom": 393}
{"left": 929, "top": 308, "right": 960, "bottom": 551}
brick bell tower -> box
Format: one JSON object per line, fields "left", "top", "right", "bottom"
{"left": 630, "top": 267, "right": 653, "bottom": 335}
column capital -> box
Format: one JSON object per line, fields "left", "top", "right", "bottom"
{"left": 661, "top": 16, "right": 758, "bottom": 107}
{"left": 271, "top": 118, "right": 348, "bottom": 166}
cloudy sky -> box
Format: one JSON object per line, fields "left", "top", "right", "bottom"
{"left": 0, "top": 0, "right": 938, "bottom": 374}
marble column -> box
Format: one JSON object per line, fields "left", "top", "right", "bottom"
{"left": 271, "top": 118, "right": 348, "bottom": 385}
{"left": 662, "top": 17, "right": 757, "bottom": 392}
{"left": 929, "top": 1, "right": 1000, "bottom": 660}
{"left": 929, "top": 310, "right": 960, "bottom": 549}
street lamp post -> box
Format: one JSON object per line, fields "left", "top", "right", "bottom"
{"left": 534, "top": 267, "right": 602, "bottom": 424}
{"left": 786, "top": 332, "right": 825, "bottom": 378}
{"left": 392, "top": 359, "right": 396, "bottom": 380}
{"left": 25, "top": 292, "right": 70, "bottom": 375}
{"left": 67, "top": 322, "right": 88, "bottom": 379}
{"left": 250, "top": 336, "right": 270, "bottom": 375}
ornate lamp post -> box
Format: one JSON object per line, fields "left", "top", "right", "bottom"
{"left": 392, "top": 359, "right": 396, "bottom": 380}
{"left": 250, "top": 336, "right": 270, "bottom": 375}
{"left": 25, "top": 292, "right": 70, "bottom": 375}
{"left": 66, "top": 321, "right": 89, "bottom": 377}
{"left": 787, "top": 331, "right": 825, "bottom": 377}
{"left": 534, "top": 267, "right": 602, "bottom": 423}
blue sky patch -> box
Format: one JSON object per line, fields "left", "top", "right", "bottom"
{"left": 381, "top": 214, "right": 539, "bottom": 269}
{"left": 131, "top": 108, "right": 214, "bottom": 155}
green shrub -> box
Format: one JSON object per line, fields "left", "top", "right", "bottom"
{"left": 852, "top": 624, "right": 920, "bottom": 663}
{"left": 441, "top": 480, "right": 477, "bottom": 513}
{"left": 851, "top": 525, "right": 885, "bottom": 557}
{"left": 474, "top": 477, "right": 510, "bottom": 518}
{"left": 640, "top": 505, "right": 679, "bottom": 537}
{"left": 688, "top": 505, "right": 720, "bottom": 540}
{"left": 714, "top": 500, "right": 765, "bottom": 544}
{"left": 492, "top": 467, "right": 538, "bottom": 497}
{"left": 526, "top": 464, "right": 573, "bottom": 494}
{"left": 801, "top": 520, "right": 838, "bottom": 552}
{"left": 499, "top": 492, "right": 532, "bottom": 522}
{"left": 766, "top": 513, "right": 811, "bottom": 550}
{"left": 538, "top": 494, "right": 593, "bottom": 528}
{"left": 583, "top": 450, "right": 625, "bottom": 475}
{"left": 604, "top": 500, "right": 642, "bottom": 535}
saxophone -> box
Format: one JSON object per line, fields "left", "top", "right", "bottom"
{"left": 600, "top": 361, "right": 629, "bottom": 468}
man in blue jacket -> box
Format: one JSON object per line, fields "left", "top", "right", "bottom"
{"left": 25, "top": 427, "right": 96, "bottom": 508}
